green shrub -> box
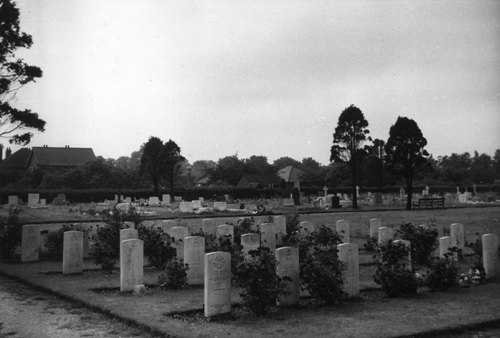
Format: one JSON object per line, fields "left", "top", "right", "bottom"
{"left": 232, "top": 217, "right": 258, "bottom": 244}
{"left": 397, "top": 222, "right": 438, "bottom": 265}
{"left": 425, "top": 248, "right": 459, "bottom": 291}
{"left": 217, "top": 234, "right": 244, "bottom": 279}
{"left": 233, "top": 247, "right": 288, "bottom": 315}
{"left": 374, "top": 241, "right": 418, "bottom": 297}
{"left": 364, "top": 236, "right": 378, "bottom": 252}
{"left": 158, "top": 259, "right": 189, "bottom": 289}
{"left": 0, "top": 206, "right": 21, "bottom": 259}
{"left": 44, "top": 223, "right": 88, "bottom": 260}
{"left": 137, "top": 226, "right": 176, "bottom": 269}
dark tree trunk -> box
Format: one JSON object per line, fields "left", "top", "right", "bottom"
{"left": 351, "top": 160, "right": 358, "bottom": 209}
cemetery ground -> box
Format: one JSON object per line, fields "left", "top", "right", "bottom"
{"left": 1, "top": 205, "right": 500, "bottom": 337}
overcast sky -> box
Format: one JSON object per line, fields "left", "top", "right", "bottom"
{"left": 10, "top": 0, "right": 500, "bottom": 165}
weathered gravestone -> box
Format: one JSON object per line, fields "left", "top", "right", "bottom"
{"left": 214, "top": 202, "right": 227, "bottom": 212}
{"left": 482, "top": 234, "right": 498, "bottom": 279}
{"left": 369, "top": 218, "right": 382, "bottom": 238}
{"left": 273, "top": 215, "right": 286, "bottom": 246}
{"left": 241, "top": 233, "right": 260, "bottom": 257}
{"left": 393, "top": 239, "right": 412, "bottom": 271}
{"left": 275, "top": 247, "right": 300, "bottom": 305}
{"left": 174, "top": 196, "right": 182, "bottom": 202}
{"left": 167, "top": 226, "right": 189, "bottom": 261}
{"left": 204, "top": 252, "right": 231, "bottom": 317}
{"left": 162, "top": 194, "right": 171, "bottom": 205}
{"left": 260, "top": 223, "right": 276, "bottom": 250}
{"left": 202, "top": 218, "right": 220, "bottom": 236}
{"left": 217, "top": 224, "right": 234, "bottom": 241}
{"left": 378, "top": 227, "right": 394, "bottom": 245}
{"left": 336, "top": 220, "right": 350, "bottom": 243}
{"left": 120, "top": 228, "right": 138, "bottom": 258}
{"left": 450, "top": 223, "right": 465, "bottom": 250}
{"left": 338, "top": 243, "right": 359, "bottom": 297}
{"left": 39, "top": 199, "right": 46, "bottom": 206}
{"left": 299, "top": 221, "right": 315, "bottom": 238}
{"left": 120, "top": 239, "right": 144, "bottom": 292}
{"left": 63, "top": 231, "right": 83, "bottom": 274}
{"left": 28, "top": 193, "right": 40, "bottom": 206}
{"left": 282, "top": 198, "right": 294, "bottom": 207}
{"left": 159, "top": 220, "right": 177, "bottom": 233}
{"left": 184, "top": 236, "right": 205, "bottom": 285}
{"left": 192, "top": 200, "right": 202, "bottom": 209}
{"left": 21, "top": 224, "right": 40, "bottom": 262}
{"left": 439, "top": 236, "right": 458, "bottom": 262}
{"left": 8, "top": 195, "right": 19, "bottom": 205}
{"left": 179, "top": 201, "right": 194, "bottom": 213}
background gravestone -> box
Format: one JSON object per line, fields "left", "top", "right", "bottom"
{"left": 260, "top": 223, "right": 276, "bottom": 251}
{"left": 63, "top": 231, "right": 83, "bottom": 274}
{"left": 273, "top": 215, "right": 287, "bottom": 246}
{"left": 217, "top": 224, "right": 234, "bottom": 241}
{"left": 299, "top": 221, "right": 315, "bottom": 238}
{"left": 369, "top": 218, "right": 382, "bottom": 238}
{"left": 21, "top": 224, "right": 40, "bottom": 262}
{"left": 184, "top": 236, "right": 205, "bottom": 285}
{"left": 450, "top": 223, "right": 465, "bottom": 250}
{"left": 275, "top": 247, "right": 300, "bottom": 305}
{"left": 202, "top": 219, "right": 218, "bottom": 236}
{"left": 241, "top": 233, "right": 260, "bottom": 257}
{"left": 167, "top": 226, "right": 189, "bottom": 261}
{"left": 378, "top": 227, "right": 394, "bottom": 245}
{"left": 204, "top": 251, "right": 231, "bottom": 317}
{"left": 336, "top": 220, "right": 350, "bottom": 243}
{"left": 120, "top": 239, "right": 144, "bottom": 292}
{"left": 439, "top": 236, "right": 458, "bottom": 261}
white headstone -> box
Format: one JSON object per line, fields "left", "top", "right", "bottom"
{"left": 273, "top": 215, "right": 287, "bottom": 246}
{"left": 275, "top": 247, "right": 300, "bottom": 305}
{"left": 338, "top": 243, "right": 359, "bottom": 297}
{"left": 204, "top": 252, "right": 231, "bottom": 317}
{"left": 214, "top": 202, "right": 227, "bottom": 211}
{"left": 27, "top": 193, "right": 40, "bottom": 206}
{"left": 63, "top": 231, "right": 83, "bottom": 274}
{"left": 369, "top": 218, "right": 382, "bottom": 238}
{"left": 217, "top": 224, "right": 234, "bottom": 241}
{"left": 202, "top": 219, "right": 218, "bottom": 236}
{"left": 378, "top": 227, "right": 395, "bottom": 245}
{"left": 439, "top": 236, "right": 458, "bottom": 259}
{"left": 336, "top": 220, "right": 350, "bottom": 243}
{"left": 159, "top": 220, "right": 177, "bottom": 232}
{"left": 21, "top": 224, "right": 40, "bottom": 262}
{"left": 8, "top": 195, "right": 19, "bottom": 205}
{"left": 241, "top": 233, "right": 260, "bottom": 257}
{"left": 192, "top": 200, "right": 202, "bottom": 209}
{"left": 282, "top": 198, "right": 294, "bottom": 207}
{"left": 167, "top": 226, "right": 189, "bottom": 261}
{"left": 299, "top": 221, "right": 315, "bottom": 238}
{"left": 260, "top": 223, "right": 276, "bottom": 251}
{"left": 162, "top": 194, "right": 171, "bottom": 205}
{"left": 120, "top": 228, "right": 138, "bottom": 258}
{"left": 179, "top": 201, "right": 194, "bottom": 213}
{"left": 120, "top": 239, "right": 144, "bottom": 292}
{"left": 184, "top": 236, "right": 205, "bottom": 285}
{"left": 39, "top": 199, "right": 46, "bottom": 206}
{"left": 450, "top": 223, "right": 465, "bottom": 250}
{"left": 482, "top": 234, "right": 498, "bottom": 279}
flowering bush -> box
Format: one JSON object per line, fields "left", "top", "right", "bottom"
{"left": 425, "top": 249, "right": 459, "bottom": 291}
{"left": 458, "top": 267, "right": 486, "bottom": 287}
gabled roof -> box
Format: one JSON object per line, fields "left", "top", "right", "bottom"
{"left": 30, "top": 147, "right": 96, "bottom": 167}
{"left": 277, "top": 166, "right": 304, "bottom": 182}
{"left": 0, "top": 148, "right": 31, "bottom": 169}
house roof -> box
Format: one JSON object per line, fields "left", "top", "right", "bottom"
{"left": 277, "top": 166, "right": 304, "bottom": 182}
{"left": 0, "top": 148, "right": 31, "bottom": 169}
{"left": 30, "top": 147, "right": 96, "bottom": 167}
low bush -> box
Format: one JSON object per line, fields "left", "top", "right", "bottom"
{"left": 90, "top": 222, "right": 121, "bottom": 274}
{"left": 397, "top": 222, "right": 438, "bottom": 265}
{"left": 138, "top": 226, "right": 176, "bottom": 269}
{"left": 233, "top": 247, "right": 289, "bottom": 315}
{"left": 374, "top": 241, "right": 418, "bottom": 297}
{"left": 0, "top": 206, "right": 22, "bottom": 259}
{"left": 158, "top": 259, "right": 189, "bottom": 289}
{"left": 44, "top": 223, "right": 89, "bottom": 260}
{"left": 425, "top": 248, "right": 460, "bottom": 291}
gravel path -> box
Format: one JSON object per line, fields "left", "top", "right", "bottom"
{"left": 0, "top": 274, "right": 157, "bottom": 338}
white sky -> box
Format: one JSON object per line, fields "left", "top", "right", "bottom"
{"left": 9, "top": 0, "right": 500, "bottom": 165}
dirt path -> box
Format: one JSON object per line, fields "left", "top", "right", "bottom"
{"left": 0, "top": 275, "right": 157, "bottom": 338}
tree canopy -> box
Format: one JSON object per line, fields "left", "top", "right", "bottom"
{"left": 0, "top": 0, "right": 45, "bottom": 145}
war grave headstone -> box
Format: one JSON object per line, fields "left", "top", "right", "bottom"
{"left": 482, "top": 234, "right": 498, "bottom": 279}
{"left": 282, "top": 198, "right": 294, "bottom": 207}
{"left": 185, "top": 236, "right": 205, "bottom": 285}
{"left": 378, "top": 227, "right": 394, "bottom": 245}
{"left": 192, "top": 200, "right": 202, "bottom": 209}
{"left": 168, "top": 226, "right": 189, "bottom": 261}
{"left": 241, "top": 233, "right": 260, "bottom": 257}
{"left": 260, "top": 223, "right": 276, "bottom": 250}
{"left": 21, "top": 224, "right": 40, "bottom": 262}
{"left": 336, "top": 220, "right": 350, "bottom": 243}
{"left": 63, "top": 231, "right": 83, "bottom": 274}
{"left": 28, "top": 193, "right": 40, "bottom": 207}
{"left": 204, "top": 251, "right": 231, "bottom": 317}
{"left": 8, "top": 195, "right": 19, "bottom": 205}
{"left": 458, "top": 193, "right": 468, "bottom": 204}
{"left": 299, "top": 221, "right": 315, "bottom": 238}
{"left": 369, "top": 218, "right": 382, "bottom": 238}
{"left": 214, "top": 201, "right": 228, "bottom": 211}
{"left": 439, "top": 236, "right": 458, "bottom": 261}
{"left": 273, "top": 215, "right": 286, "bottom": 246}
{"left": 217, "top": 224, "right": 234, "bottom": 241}
{"left": 160, "top": 220, "right": 177, "bottom": 232}
{"left": 338, "top": 243, "right": 359, "bottom": 297}
{"left": 39, "top": 198, "right": 46, "bottom": 206}
{"left": 275, "top": 247, "right": 300, "bottom": 305}
{"left": 162, "top": 194, "right": 171, "bottom": 205}
{"left": 180, "top": 201, "right": 194, "bottom": 213}
{"left": 120, "top": 239, "right": 144, "bottom": 292}
{"left": 199, "top": 197, "right": 205, "bottom": 204}
{"left": 450, "top": 223, "right": 465, "bottom": 250}
{"left": 120, "top": 228, "right": 138, "bottom": 258}
{"left": 393, "top": 239, "right": 412, "bottom": 271}
{"left": 202, "top": 219, "right": 218, "bottom": 236}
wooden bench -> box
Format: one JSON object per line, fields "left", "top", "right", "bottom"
{"left": 412, "top": 197, "right": 445, "bottom": 209}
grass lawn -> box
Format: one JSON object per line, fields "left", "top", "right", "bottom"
{"left": 1, "top": 205, "right": 500, "bottom": 337}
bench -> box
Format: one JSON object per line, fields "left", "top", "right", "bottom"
{"left": 412, "top": 197, "right": 445, "bottom": 210}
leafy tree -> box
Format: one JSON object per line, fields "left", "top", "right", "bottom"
{"left": 437, "top": 152, "right": 472, "bottom": 185}
{"left": 301, "top": 157, "right": 326, "bottom": 184}
{"left": 0, "top": 0, "right": 45, "bottom": 145}
{"left": 162, "top": 139, "right": 185, "bottom": 193}
{"left": 385, "top": 116, "right": 429, "bottom": 210}
{"left": 364, "top": 138, "right": 386, "bottom": 189}
{"left": 470, "top": 151, "right": 495, "bottom": 184}
{"left": 244, "top": 155, "right": 273, "bottom": 174}
{"left": 272, "top": 156, "right": 302, "bottom": 172}
{"left": 330, "top": 105, "right": 370, "bottom": 209}
{"left": 208, "top": 155, "right": 245, "bottom": 186}
{"left": 140, "top": 137, "right": 165, "bottom": 194}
